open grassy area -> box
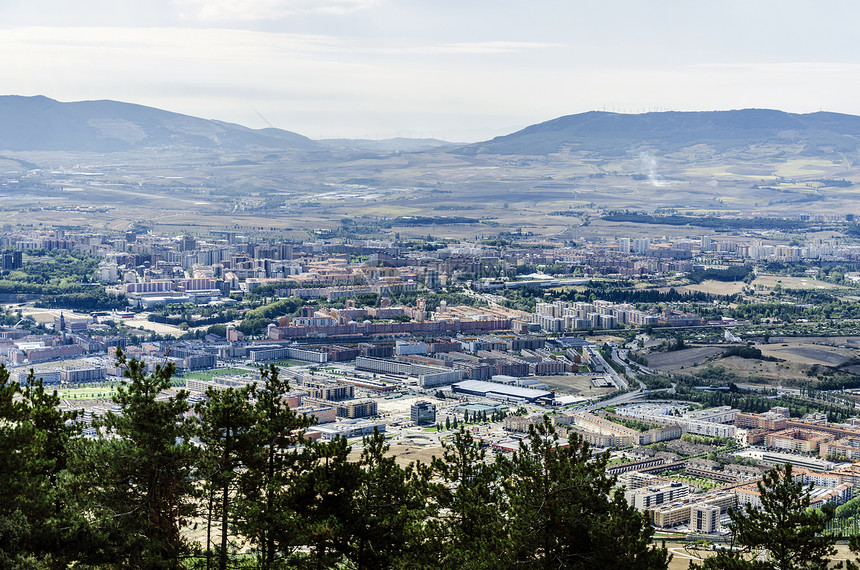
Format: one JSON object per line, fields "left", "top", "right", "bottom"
{"left": 356, "top": 205, "right": 423, "bottom": 216}
{"left": 55, "top": 383, "right": 122, "bottom": 400}
{"left": 682, "top": 354, "right": 823, "bottom": 386}
{"left": 180, "top": 367, "right": 256, "bottom": 381}
{"left": 771, "top": 158, "right": 836, "bottom": 177}
{"left": 270, "top": 359, "right": 310, "bottom": 367}
{"left": 759, "top": 343, "right": 854, "bottom": 366}
{"left": 752, "top": 274, "right": 845, "bottom": 291}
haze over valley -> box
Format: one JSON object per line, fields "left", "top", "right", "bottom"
{"left": 5, "top": 96, "right": 860, "bottom": 244}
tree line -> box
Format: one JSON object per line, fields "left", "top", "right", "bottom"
{"left": 600, "top": 212, "right": 807, "bottom": 232}
{"left": 560, "top": 285, "right": 733, "bottom": 304}
{"left": 1, "top": 352, "right": 668, "bottom": 570}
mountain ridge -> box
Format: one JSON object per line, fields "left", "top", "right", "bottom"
{"left": 459, "top": 108, "right": 860, "bottom": 156}
{"left": 0, "top": 95, "right": 318, "bottom": 152}
{"left": 5, "top": 97, "right": 860, "bottom": 160}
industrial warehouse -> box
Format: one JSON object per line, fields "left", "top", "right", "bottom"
{"left": 451, "top": 379, "right": 553, "bottom": 403}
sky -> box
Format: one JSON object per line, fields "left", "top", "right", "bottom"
{"left": 3, "top": 0, "right": 860, "bottom": 141}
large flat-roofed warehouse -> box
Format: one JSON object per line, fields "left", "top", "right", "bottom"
{"left": 451, "top": 380, "right": 552, "bottom": 403}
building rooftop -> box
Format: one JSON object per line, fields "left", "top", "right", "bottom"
{"left": 452, "top": 379, "right": 552, "bottom": 401}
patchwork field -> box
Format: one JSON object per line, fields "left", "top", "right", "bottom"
{"left": 646, "top": 347, "right": 726, "bottom": 371}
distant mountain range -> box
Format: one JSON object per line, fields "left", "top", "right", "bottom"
{"left": 460, "top": 109, "right": 860, "bottom": 157}
{"left": 5, "top": 96, "right": 860, "bottom": 159}
{"left": 0, "top": 95, "right": 318, "bottom": 152}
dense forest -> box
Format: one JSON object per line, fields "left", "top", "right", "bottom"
{"left": 0, "top": 353, "right": 668, "bottom": 570}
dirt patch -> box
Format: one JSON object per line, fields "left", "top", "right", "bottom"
{"left": 19, "top": 307, "right": 92, "bottom": 324}
{"left": 386, "top": 442, "right": 442, "bottom": 468}
{"left": 587, "top": 334, "right": 627, "bottom": 345}
{"left": 124, "top": 318, "right": 186, "bottom": 337}
{"left": 675, "top": 280, "right": 746, "bottom": 296}
{"left": 752, "top": 274, "right": 842, "bottom": 291}
{"left": 666, "top": 541, "right": 854, "bottom": 570}
{"left": 646, "top": 347, "right": 726, "bottom": 371}
{"left": 683, "top": 356, "right": 812, "bottom": 385}
{"left": 348, "top": 441, "right": 442, "bottom": 468}
{"left": 759, "top": 343, "right": 854, "bottom": 366}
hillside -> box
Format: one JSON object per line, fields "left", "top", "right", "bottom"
{"left": 0, "top": 95, "right": 318, "bottom": 152}
{"left": 6, "top": 98, "right": 860, "bottom": 161}
{"left": 6, "top": 98, "right": 860, "bottom": 226}
{"left": 460, "top": 109, "right": 860, "bottom": 157}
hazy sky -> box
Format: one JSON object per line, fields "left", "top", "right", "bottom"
{"left": 3, "top": 0, "right": 860, "bottom": 141}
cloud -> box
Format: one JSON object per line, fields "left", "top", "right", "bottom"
{"left": 429, "top": 41, "right": 565, "bottom": 55}
{"left": 4, "top": 24, "right": 860, "bottom": 141}
{"left": 3, "top": 26, "right": 342, "bottom": 57}
{"left": 176, "top": 0, "right": 381, "bottom": 21}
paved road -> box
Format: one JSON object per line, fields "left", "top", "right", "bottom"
{"left": 584, "top": 345, "right": 628, "bottom": 390}
{"left": 582, "top": 388, "right": 645, "bottom": 412}
{"left": 611, "top": 347, "right": 647, "bottom": 390}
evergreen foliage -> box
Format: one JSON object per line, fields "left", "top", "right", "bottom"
{"left": 426, "top": 427, "right": 511, "bottom": 568}
{"left": 195, "top": 383, "right": 257, "bottom": 570}
{"left": 693, "top": 464, "right": 837, "bottom": 570}
{"left": 0, "top": 369, "right": 80, "bottom": 569}
{"left": 501, "top": 417, "right": 669, "bottom": 569}
{"left": 69, "top": 348, "right": 199, "bottom": 568}
{"left": 235, "top": 364, "right": 314, "bottom": 569}
{"left": 1, "top": 361, "right": 676, "bottom": 569}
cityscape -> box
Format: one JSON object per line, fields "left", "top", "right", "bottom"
{"left": 4, "top": 212, "right": 860, "bottom": 565}
{"left": 7, "top": 1, "right": 860, "bottom": 568}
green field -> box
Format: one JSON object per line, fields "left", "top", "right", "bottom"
{"left": 54, "top": 382, "right": 122, "bottom": 400}
{"left": 180, "top": 368, "right": 256, "bottom": 381}
{"left": 269, "top": 360, "right": 310, "bottom": 367}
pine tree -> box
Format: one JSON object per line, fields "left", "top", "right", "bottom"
{"left": 286, "top": 435, "right": 358, "bottom": 568}
{"left": 195, "top": 383, "right": 256, "bottom": 570}
{"left": 502, "top": 416, "right": 669, "bottom": 570}
{"left": 0, "top": 368, "right": 79, "bottom": 568}
{"left": 237, "top": 364, "right": 314, "bottom": 569}
{"left": 342, "top": 428, "right": 425, "bottom": 569}
{"left": 69, "top": 348, "right": 198, "bottom": 569}
{"left": 426, "top": 427, "right": 511, "bottom": 569}
{"left": 693, "top": 463, "right": 836, "bottom": 570}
